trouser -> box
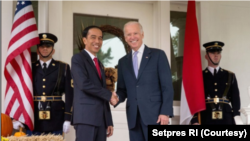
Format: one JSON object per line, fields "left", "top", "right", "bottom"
{"left": 74, "top": 117, "right": 106, "bottom": 141}
{"left": 129, "top": 108, "right": 148, "bottom": 141}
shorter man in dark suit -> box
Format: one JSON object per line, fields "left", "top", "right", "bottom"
{"left": 12, "top": 33, "right": 73, "bottom": 135}
{"left": 71, "top": 25, "right": 118, "bottom": 141}
{"left": 191, "top": 41, "right": 241, "bottom": 125}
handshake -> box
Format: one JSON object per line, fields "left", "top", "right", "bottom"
{"left": 110, "top": 92, "right": 119, "bottom": 106}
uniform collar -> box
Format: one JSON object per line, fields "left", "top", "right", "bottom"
{"left": 40, "top": 59, "right": 52, "bottom": 68}
{"left": 207, "top": 66, "right": 220, "bottom": 74}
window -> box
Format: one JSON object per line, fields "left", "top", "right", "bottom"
{"left": 170, "top": 9, "right": 187, "bottom": 101}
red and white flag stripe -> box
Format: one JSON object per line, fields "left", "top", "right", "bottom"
{"left": 4, "top": 0, "right": 40, "bottom": 131}
{"left": 180, "top": 0, "right": 206, "bottom": 125}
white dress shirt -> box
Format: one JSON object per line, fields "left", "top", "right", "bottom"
{"left": 207, "top": 66, "right": 220, "bottom": 76}
{"left": 40, "top": 59, "right": 52, "bottom": 68}
{"left": 132, "top": 43, "right": 145, "bottom": 69}
{"left": 85, "top": 49, "right": 97, "bottom": 64}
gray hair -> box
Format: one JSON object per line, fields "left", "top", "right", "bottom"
{"left": 123, "top": 21, "right": 144, "bottom": 35}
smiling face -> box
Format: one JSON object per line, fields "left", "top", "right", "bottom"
{"left": 124, "top": 23, "right": 144, "bottom": 51}
{"left": 83, "top": 28, "right": 103, "bottom": 56}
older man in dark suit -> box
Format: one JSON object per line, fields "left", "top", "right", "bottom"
{"left": 71, "top": 25, "right": 118, "bottom": 141}
{"left": 114, "top": 21, "right": 174, "bottom": 141}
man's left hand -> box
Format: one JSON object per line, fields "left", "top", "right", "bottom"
{"left": 107, "top": 126, "right": 113, "bottom": 137}
{"left": 156, "top": 115, "right": 169, "bottom": 125}
{"left": 63, "top": 121, "right": 71, "bottom": 133}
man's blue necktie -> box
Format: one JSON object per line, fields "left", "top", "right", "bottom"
{"left": 133, "top": 51, "right": 138, "bottom": 78}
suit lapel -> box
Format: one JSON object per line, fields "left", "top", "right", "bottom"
{"left": 137, "top": 46, "right": 151, "bottom": 80}
{"left": 99, "top": 61, "right": 106, "bottom": 86}
{"left": 126, "top": 52, "right": 137, "bottom": 79}
{"left": 81, "top": 50, "right": 102, "bottom": 81}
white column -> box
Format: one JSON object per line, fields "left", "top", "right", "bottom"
{"left": 38, "top": 1, "right": 49, "bottom": 33}
{"left": 1, "top": 1, "right": 14, "bottom": 112}
{"left": 48, "top": 1, "right": 63, "bottom": 61}
{"left": 153, "top": 1, "right": 171, "bottom": 63}
{"left": 240, "top": 108, "right": 250, "bottom": 124}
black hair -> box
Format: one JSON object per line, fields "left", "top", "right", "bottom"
{"left": 82, "top": 25, "right": 102, "bottom": 38}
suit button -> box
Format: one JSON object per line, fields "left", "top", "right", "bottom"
{"left": 136, "top": 86, "right": 139, "bottom": 87}
{"left": 43, "top": 78, "right": 46, "bottom": 81}
{"left": 214, "top": 83, "right": 217, "bottom": 85}
{"left": 215, "top": 89, "right": 217, "bottom": 92}
{"left": 43, "top": 85, "right": 46, "bottom": 88}
{"left": 43, "top": 92, "right": 45, "bottom": 95}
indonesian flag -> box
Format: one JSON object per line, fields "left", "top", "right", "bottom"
{"left": 179, "top": 0, "right": 206, "bottom": 125}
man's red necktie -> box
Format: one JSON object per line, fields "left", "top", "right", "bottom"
{"left": 93, "top": 57, "right": 102, "bottom": 79}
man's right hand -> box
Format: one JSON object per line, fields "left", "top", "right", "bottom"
{"left": 13, "top": 120, "right": 24, "bottom": 130}
{"left": 110, "top": 92, "right": 119, "bottom": 106}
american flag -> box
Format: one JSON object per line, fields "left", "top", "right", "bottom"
{"left": 4, "top": 0, "right": 40, "bottom": 131}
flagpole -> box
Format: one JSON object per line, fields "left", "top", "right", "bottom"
{"left": 198, "top": 112, "right": 201, "bottom": 124}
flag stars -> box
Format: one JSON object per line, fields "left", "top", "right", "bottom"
{"left": 22, "top": 1, "right": 25, "bottom": 5}
{"left": 17, "top": 2, "right": 19, "bottom": 5}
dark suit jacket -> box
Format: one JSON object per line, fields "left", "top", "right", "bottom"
{"left": 191, "top": 67, "right": 240, "bottom": 125}
{"left": 71, "top": 49, "right": 113, "bottom": 127}
{"left": 32, "top": 59, "right": 73, "bottom": 132}
{"left": 116, "top": 45, "right": 174, "bottom": 129}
